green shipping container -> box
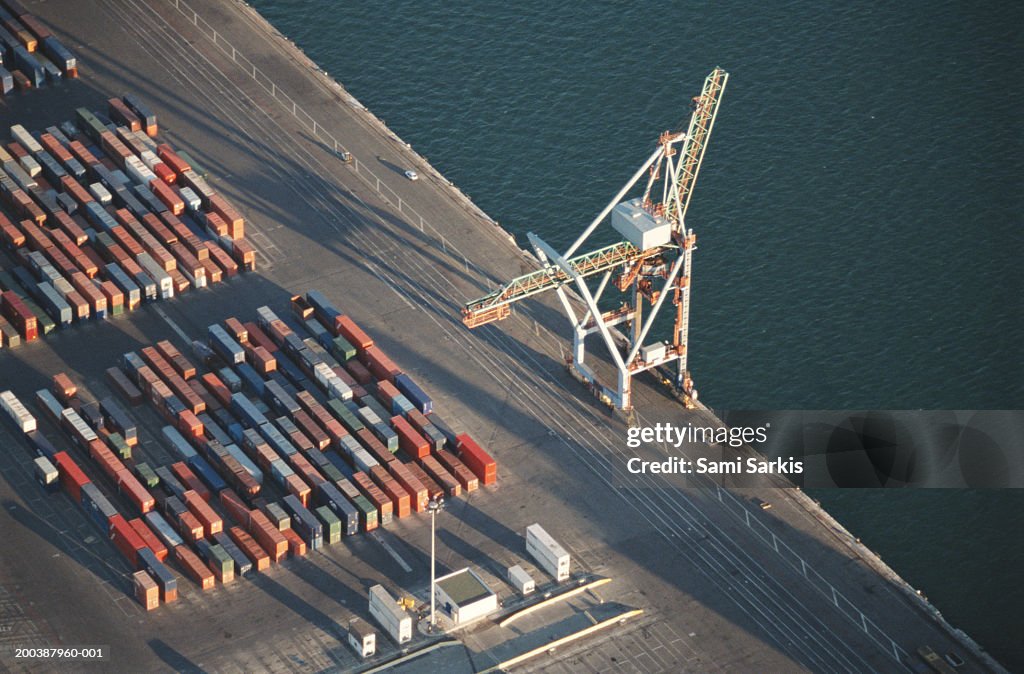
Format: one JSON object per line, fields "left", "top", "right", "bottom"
{"left": 23, "top": 299, "right": 56, "bottom": 335}
{"left": 135, "top": 461, "right": 159, "bottom": 488}
{"left": 106, "top": 432, "right": 132, "bottom": 460}
{"left": 327, "top": 398, "right": 363, "bottom": 433}
{"left": 315, "top": 506, "right": 341, "bottom": 544}
{"left": 331, "top": 335, "right": 356, "bottom": 362}
{"left": 352, "top": 495, "right": 377, "bottom": 531}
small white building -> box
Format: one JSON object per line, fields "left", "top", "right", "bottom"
{"left": 347, "top": 619, "right": 376, "bottom": 658}
{"left": 434, "top": 568, "right": 498, "bottom": 626}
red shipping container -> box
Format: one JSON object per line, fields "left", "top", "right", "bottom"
{"left": 177, "top": 511, "right": 204, "bottom": 542}
{"left": 284, "top": 473, "right": 311, "bottom": 507}
{"left": 250, "top": 345, "right": 276, "bottom": 374}
{"left": 128, "top": 518, "right": 168, "bottom": 562}
{"left": 150, "top": 179, "right": 184, "bottom": 215}
{"left": 175, "top": 545, "right": 214, "bottom": 590}
{"left": 388, "top": 462, "right": 428, "bottom": 512}
{"left": 108, "top": 98, "right": 141, "bottom": 131}
{"left": 333, "top": 315, "right": 373, "bottom": 350}
{"left": 156, "top": 144, "right": 191, "bottom": 176}
{"left": 201, "top": 373, "right": 232, "bottom": 408}
{"left": 355, "top": 428, "right": 394, "bottom": 466}
{"left": 370, "top": 466, "right": 410, "bottom": 518}
{"left": 228, "top": 526, "right": 269, "bottom": 571}
{"left": 118, "top": 470, "right": 155, "bottom": 513}
{"left": 456, "top": 433, "right": 497, "bottom": 485}
{"left": 344, "top": 360, "right": 374, "bottom": 385}
{"left": 391, "top": 415, "right": 429, "bottom": 459}
{"left": 219, "top": 489, "right": 251, "bottom": 527}
{"left": 153, "top": 162, "right": 176, "bottom": 185}
{"left": 282, "top": 527, "right": 307, "bottom": 557}
{"left": 205, "top": 241, "right": 239, "bottom": 278}
{"left": 109, "top": 514, "right": 147, "bottom": 567}
{"left": 248, "top": 511, "right": 288, "bottom": 562}
{"left": 352, "top": 471, "right": 393, "bottom": 525}
{"left": 53, "top": 451, "right": 90, "bottom": 502}
{"left": 243, "top": 322, "right": 277, "bottom": 353}
{"left": 421, "top": 454, "right": 461, "bottom": 498}
{"left": 205, "top": 211, "right": 228, "bottom": 237}
{"left": 53, "top": 372, "right": 77, "bottom": 401}
{"left": 230, "top": 238, "right": 256, "bottom": 271}
{"left": 183, "top": 490, "right": 222, "bottom": 536}
{"left": 294, "top": 410, "right": 329, "bottom": 450}
{"left": 405, "top": 460, "right": 444, "bottom": 501}
{"left": 177, "top": 409, "right": 204, "bottom": 437}
{"left": 170, "top": 462, "right": 211, "bottom": 502}
{"left": 436, "top": 449, "right": 479, "bottom": 492}
{"left": 360, "top": 345, "right": 401, "bottom": 383}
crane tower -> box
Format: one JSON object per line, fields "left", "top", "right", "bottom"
{"left": 462, "top": 68, "right": 728, "bottom": 411}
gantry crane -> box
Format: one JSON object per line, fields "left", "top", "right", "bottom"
{"left": 462, "top": 68, "right": 728, "bottom": 411}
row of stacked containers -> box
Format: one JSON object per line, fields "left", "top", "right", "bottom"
{"left": 0, "top": 0, "right": 78, "bottom": 93}
{"left": 0, "top": 97, "right": 256, "bottom": 348}
{"left": 1, "top": 291, "right": 496, "bottom": 610}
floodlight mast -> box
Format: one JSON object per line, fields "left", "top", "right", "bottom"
{"left": 462, "top": 68, "right": 728, "bottom": 411}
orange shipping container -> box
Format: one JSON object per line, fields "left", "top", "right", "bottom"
{"left": 282, "top": 527, "right": 307, "bottom": 557}
{"left": 183, "top": 490, "right": 222, "bottom": 536}
{"left": 175, "top": 545, "right": 214, "bottom": 590}
{"left": 177, "top": 510, "right": 205, "bottom": 543}
{"left": 128, "top": 518, "right": 168, "bottom": 562}
{"left": 133, "top": 570, "right": 160, "bottom": 611}
{"left": 228, "top": 526, "right": 270, "bottom": 571}
{"left": 248, "top": 511, "right": 288, "bottom": 562}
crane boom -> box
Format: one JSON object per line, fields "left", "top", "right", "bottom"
{"left": 463, "top": 240, "right": 670, "bottom": 327}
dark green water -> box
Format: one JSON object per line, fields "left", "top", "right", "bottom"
{"left": 251, "top": 1, "right": 1023, "bottom": 667}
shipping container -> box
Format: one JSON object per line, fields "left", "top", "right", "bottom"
{"left": 227, "top": 526, "right": 269, "bottom": 572}
{"left": 175, "top": 544, "right": 214, "bottom": 590}
{"left": 132, "top": 570, "right": 159, "bottom": 611}
{"left": 137, "top": 547, "right": 177, "bottom": 602}
{"left": 456, "top": 433, "right": 497, "bottom": 485}
{"left": 213, "top": 531, "right": 252, "bottom": 576}
{"left": 1, "top": 389, "right": 36, "bottom": 432}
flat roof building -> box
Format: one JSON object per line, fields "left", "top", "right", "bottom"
{"left": 434, "top": 568, "right": 497, "bottom": 626}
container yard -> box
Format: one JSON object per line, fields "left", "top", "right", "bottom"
{"left": 0, "top": 1, "right": 1000, "bottom": 673}
{"left": 0, "top": 98, "right": 258, "bottom": 350}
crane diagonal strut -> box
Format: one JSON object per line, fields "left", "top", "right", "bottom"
{"left": 462, "top": 241, "right": 667, "bottom": 328}
{"left": 460, "top": 67, "right": 728, "bottom": 410}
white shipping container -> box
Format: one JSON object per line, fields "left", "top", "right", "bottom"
{"left": 1, "top": 391, "right": 37, "bottom": 432}
{"left": 525, "top": 524, "right": 571, "bottom": 582}
{"left": 180, "top": 186, "right": 201, "bottom": 212}
{"left": 327, "top": 377, "right": 352, "bottom": 401}
{"left": 34, "top": 456, "right": 59, "bottom": 484}
{"left": 125, "top": 156, "right": 156, "bottom": 186}
{"left": 89, "top": 182, "right": 113, "bottom": 204}
{"left": 139, "top": 150, "right": 161, "bottom": 171}
{"left": 368, "top": 585, "right": 412, "bottom": 644}
{"left": 507, "top": 565, "right": 535, "bottom": 595}
{"left": 132, "top": 130, "right": 158, "bottom": 154}
{"left": 352, "top": 447, "right": 378, "bottom": 474}
{"left": 137, "top": 253, "right": 173, "bottom": 300}
{"left": 11, "top": 124, "right": 44, "bottom": 154}
{"left": 19, "top": 154, "right": 41, "bottom": 177}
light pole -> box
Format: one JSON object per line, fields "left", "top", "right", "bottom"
{"left": 428, "top": 497, "right": 444, "bottom": 630}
